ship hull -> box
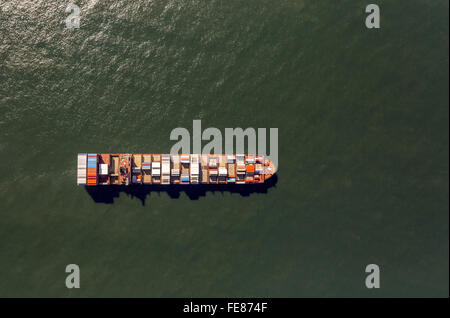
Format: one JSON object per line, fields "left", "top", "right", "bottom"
{"left": 77, "top": 154, "right": 276, "bottom": 186}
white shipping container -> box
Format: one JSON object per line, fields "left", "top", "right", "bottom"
{"left": 219, "top": 167, "right": 228, "bottom": 176}
{"left": 162, "top": 162, "right": 170, "bottom": 174}
{"left": 77, "top": 177, "right": 86, "bottom": 185}
{"left": 77, "top": 154, "right": 87, "bottom": 166}
{"left": 190, "top": 163, "right": 199, "bottom": 175}
{"left": 99, "top": 164, "right": 108, "bottom": 175}
{"left": 77, "top": 168, "right": 86, "bottom": 177}
{"left": 152, "top": 162, "right": 161, "bottom": 169}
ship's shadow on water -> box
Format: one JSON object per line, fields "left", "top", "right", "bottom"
{"left": 84, "top": 175, "right": 278, "bottom": 205}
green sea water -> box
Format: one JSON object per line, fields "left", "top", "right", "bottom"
{"left": 0, "top": 0, "right": 448, "bottom": 297}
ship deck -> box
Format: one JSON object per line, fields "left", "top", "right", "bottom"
{"left": 78, "top": 153, "right": 276, "bottom": 186}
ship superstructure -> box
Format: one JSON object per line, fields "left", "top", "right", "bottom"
{"left": 77, "top": 154, "right": 276, "bottom": 186}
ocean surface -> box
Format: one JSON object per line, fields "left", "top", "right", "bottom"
{"left": 0, "top": 0, "right": 448, "bottom": 297}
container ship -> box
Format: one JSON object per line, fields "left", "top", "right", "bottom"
{"left": 77, "top": 153, "right": 276, "bottom": 186}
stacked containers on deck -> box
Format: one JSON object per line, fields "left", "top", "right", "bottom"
{"left": 142, "top": 156, "right": 152, "bottom": 184}
{"left": 180, "top": 155, "right": 190, "bottom": 184}
{"left": 218, "top": 156, "right": 228, "bottom": 176}
{"left": 218, "top": 155, "right": 227, "bottom": 184}
{"left": 161, "top": 155, "right": 171, "bottom": 185}
{"left": 236, "top": 154, "right": 246, "bottom": 184}
{"left": 171, "top": 155, "right": 181, "bottom": 184}
{"left": 152, "top": 162, "right": 161, "bottom": 176}
{"left": 190, "top": 154, "right": 200, "bottom": 184}
{"left": 227, "top": 155, "right": 236, "bottom": 183}
{"left": 77, "top": 153, "right": 87, "bottom": 185}
{"left": 208, "top": 156, "right": 218, "bottom": 184}
{"left": 246, "top": 155, "right": 255, "bottom": 183}
{"left": 87, "top": 153, "right": 98, "bottom": 185}
{"left": 201, "top": 155, "right": 209, "bottom": 184}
